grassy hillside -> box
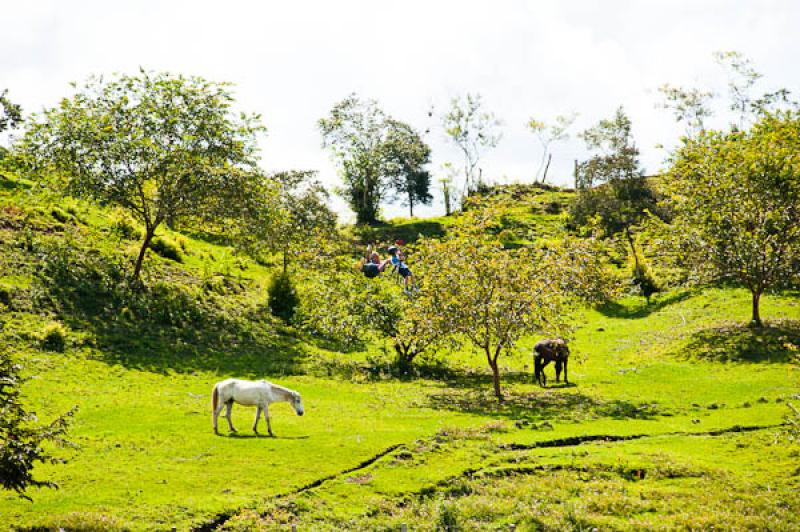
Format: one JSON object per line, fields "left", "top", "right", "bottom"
{"left": 1, "top": 175, "right": 799, "bottom": 530}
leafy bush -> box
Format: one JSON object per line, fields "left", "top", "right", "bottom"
{"left": 0, "top": 344, "right": 75, "bottom": 499}
{"left": 436, "top": 502, "right": 461, "bottom": 531}
{"left": 40, "top": 322, "right": 68, "bottom": 352}
{"left": 268, "top": 272, "right": 299, "bottom": 322}
{"left": 50, "top": 207, "right": 70, "bottom": 223}
{"left": 150, "top": 236, "right": 183, "bottom": 263}
{"left": 0, "top": 284, "right": 13, "bottom": 307}
{"left": 632, "top": 261, "right": 660, "bottom": 302}
{"left": 110, "top": 213, "right": 142, "bottom": 241}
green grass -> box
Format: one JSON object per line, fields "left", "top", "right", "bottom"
{"left": 1, "top": 173, "right": 799, "bottom": 530}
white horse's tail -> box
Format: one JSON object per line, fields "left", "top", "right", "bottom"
{"left": 211, "top": 385, "right": 219, "bottom": 424}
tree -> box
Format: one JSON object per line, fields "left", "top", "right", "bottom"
{"left": 0, "top": 89, "right": 22, "bottom": 135}
{"left": 1, "top": 346, "right": 75, "bottom": 500}
{"left": 442, "top": 93, "right": 501, "bottom": 196}
{"left": 319, "top": 94, "right": 431, "bottom": 224}
{"left": 526, "top": 112, "right": 577, "bottom": 183}
{"left": 415, "top": 215, "right": 612, "bottom": 400}
{"left": 238, "top": 170, "right": 337, "bottom": 274}
{"left": 570, "top": 107, "right": 660, "bottom": 270}
{"left": 384, "top": 119, "right": 433, "bottom": 217}
{"left": 20, "top": 71, "right": 265, "bottom": 280}
{"left": 657, "top": 84, "right": 715, "bottom": 137}
{"left": 666, "top": 111, "right": 800, "bottom": 327}
{"left": 438, "top": 162, "right": 459, "bottom": 216}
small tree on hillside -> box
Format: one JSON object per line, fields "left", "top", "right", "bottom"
{"left": 666, "top": 111, "right": 800, "bottom": 327}
{"left": 20, "top": 71, "right": 265, "bottom": 280}
{"left": 442, "top": 93, "right": 501, "bottom": 196}
{"left": 415, "top": 216, "right": 612, "bottom": 400}
{"left": 570, "top": 107, "right": 662, "bottom": 270}
{"left": 238, "top": 170, "right": 337, "bottom": 274}
{"left": 527, "top": 112, "right": 577, "bottom": 183}
{"left": 1, "top": 347, "right": 75, "bottom": 500}
{"left": 0, "top": 89, "right": 22, "bottom": 135}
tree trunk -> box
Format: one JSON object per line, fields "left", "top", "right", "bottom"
{"left": 751, "top": 290, "right": 763, "bottom": 327}
{"left": 409, "top": 191, "right": 414, "bottom": 218}
{"left": 133, "top": 229, "right": 155, "bottom": 281}
{"left": 625, "top": 229, "right": 640, "bottom": 270}
{"left": 541, "top": 153, "right": 553, "bottom": 183}
{"left": 487, "top": 351, "right": 503, "bottom": 401}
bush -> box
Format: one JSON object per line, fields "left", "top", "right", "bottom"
{"left": 436, "top": 502, "right": 461, "bottom": 531}
{"left": 150, "top": 236, "right": 183, "bottom": 263}
{"left": 110, "top": 214, "right": 142, "bottom": 241}
{"left": 632, "top": 261, "right": 660, "bottom": 303}
{"left": 268, "top": 272, "right": 299, "bottom": 322}
{"left": 40, "top": 322, "right": 68, "bottom": 352}
{"left": 51, "top": 207, "right": 70, "bottom": 223}
{"left": 0, "top": 284, "right": 13, "bottom": 307}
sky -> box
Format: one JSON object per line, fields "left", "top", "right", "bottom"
{"left": 2, "top": 0, "right": 799, "bottom": 220}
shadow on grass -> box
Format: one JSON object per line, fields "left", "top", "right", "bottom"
{"left": 421, "top": 386, "right": 662, "bottom": 424}
{"left": 37, "top": 247, "right": 308, "bottom": 377}
{"left": 680, "top": 320, "right": 800, "bottom": 363}
{"left": 596, "top": 289, "right": 698, "bottom": 320}
{"left": 354, "top": 220, "right": 446, "bottom": 245}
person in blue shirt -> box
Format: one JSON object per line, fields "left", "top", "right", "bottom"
{"left": 387, "top": 244, "right": 415, "bottom": 290}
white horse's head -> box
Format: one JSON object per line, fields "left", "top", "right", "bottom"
{"left": 290, "top": 391, "right": 304, "bottom": 416}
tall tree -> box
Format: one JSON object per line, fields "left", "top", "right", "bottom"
{"left": 384, "top": 119, "right": 432, "bottom": 217}
{"left": 442, "top": 93, "right": 501, "bottom": 195}
{"left": 526, "top": 112, "right": 577, "bottom": 183}
{"left": 570, "top": 107, "right": 659, "bottom": 269}
{"left": 21, "top": 71, "right": 265, "bottom": 280}
{"left": 666, "top": 111, "right": 800, "bottom": 327}
{"left": 319, "top": 95, "right": 431, "bottom": 223}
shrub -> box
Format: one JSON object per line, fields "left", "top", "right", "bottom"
{"left": 0, "top": 284, "right": 13, "bottom": 307}
{"left": 268, "top": 272, "right": 299, "bottom": 322}
{"left": 40, "top": 322, "right": 68, "bottom": 352}
{"left": 436, "top": 502, "right": 461, "bottom": 531}
{"left": 544, "top": 200, "right": 562, "bottom": 214}
{"left": 632, "top": 261, "right": 659, "bottom": 303}
{"left": 110, "top": 214, "right": 142, "bottom": 241}
{"left": 150, "top": 236, "right": 183, "bottom": 263}
{"left": 51, "top": 207, "right": 70, "bottom": 223}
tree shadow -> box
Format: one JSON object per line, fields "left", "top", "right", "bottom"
{"left": 36, "top": 250, "right": 308, "bottom": 377}
{"left": 422, "top": 387, "right": 662, "bottom": 424}
{"left": 679, "top": 320, "right": 800, "bottom": 363}
{"left": 354, "top": 220, "right": 446, "bottom": 245}
{"left": 596, "top": 288, "right": 698, "bottom": 320}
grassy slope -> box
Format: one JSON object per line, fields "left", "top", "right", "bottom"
{"left": 1, "top": 176, "right": 799, "bottom": 530}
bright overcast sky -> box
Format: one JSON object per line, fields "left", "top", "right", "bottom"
{"left": 3, "top": 0, "right": 799, "bottom": 220}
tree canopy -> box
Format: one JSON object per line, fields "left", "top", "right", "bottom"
{"left": 666, "top": 111, "right": 800, "bottom": 326}
{"left": 319, "top": 94, "right": 431, "bottom": 224}
{"left": 20, "top": 71, "right": 265, "bottom": 280}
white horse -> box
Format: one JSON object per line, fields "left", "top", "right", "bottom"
{"left": 212, "top": 378, "right": 304, "bottom": 437}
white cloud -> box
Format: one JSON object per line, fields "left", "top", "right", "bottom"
{"left": 2, "top": 0, "right": 798, "bottom": 220}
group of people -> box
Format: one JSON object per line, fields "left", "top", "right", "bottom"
{"left": 360, "top": 240, "right": 416, "bottom": 291}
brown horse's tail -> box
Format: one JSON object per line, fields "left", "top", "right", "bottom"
{"left": 211, "top": 385, "right": 219, "bottom": 423}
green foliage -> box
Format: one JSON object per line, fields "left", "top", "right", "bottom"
{"left": 666, "top": 111, "right": 800, "bottom": 326}
{"left": 50, "top": 206, "right": 71, "bottom": 223}
{"left": 632, "top": 261, "right": 660, "bottom": 302}
{"left": 237, "top": 170, "right": 336, "bottom": 273}
{"left": 319, "top": 94, "right": 431, "bottom": 224}
{"left": 414, "top": 213, "right": 613, "bottom": 399}
{"left": 442, "top": 93, "right": 501, "bottom": 194}
{"left": 0, "top": 345, "right": 75, "bottom": 500}
{"left": 527, "top": 112, "right": 577, "bottom": 183}
{"left": 40, "top": 322, "right": 68, "bottom": 352}
{"left": 150, "top": 236, "right": 183, "bottom": 263}
{"left": 268, "top": 272, "right": 299, "bottom": 322}
{"left": 436, "top": 501, "right": 462, "bottom": 531}
{"left": 20, "top": 70, "right": 265, "bottom": 278}
{"left": 109, "top": 212, "right": 142, "bottom": 241}
{"left": 0, "top": 89, "right": 23, "bottom": 134}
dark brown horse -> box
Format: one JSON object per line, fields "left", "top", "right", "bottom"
{"left": 534, "top": 338, "right": 570, "bottom": 386}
